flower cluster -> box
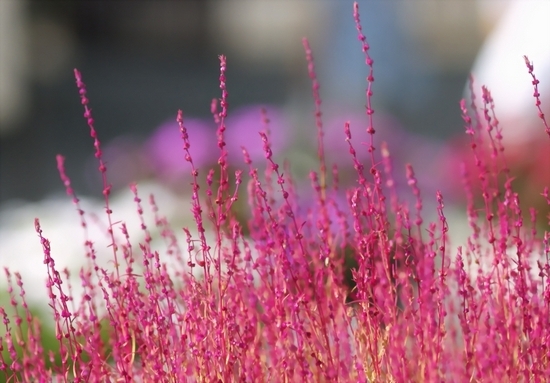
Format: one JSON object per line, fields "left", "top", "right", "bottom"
{"left": 1, "top": 3, "right": 549, "bottom": 382}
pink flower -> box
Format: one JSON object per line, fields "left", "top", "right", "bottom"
{"left": 146, "top": 117, "right": 216, "bottom": 182}
{"left": 224, "top": 104, "right": 291, "bottom": 162}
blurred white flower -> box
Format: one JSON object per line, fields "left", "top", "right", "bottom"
{"left": 470, "top": 0, "right": 550, "bottom": 145}
{"left": 0, "top": 181, "right": 196, "bottom": 306}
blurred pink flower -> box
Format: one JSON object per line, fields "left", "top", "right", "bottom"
{"left": 146, "top": 117, "right": 216, "bottom": 182}
{"left": 224, "top": 104, "right": 291, "bottom": 163}
{"left": 324, "top": 110, "right": 448, "bottom": 197}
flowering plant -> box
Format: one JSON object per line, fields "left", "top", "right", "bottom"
{"left": 2, "top": 3, "right": 549, "bottom": 382}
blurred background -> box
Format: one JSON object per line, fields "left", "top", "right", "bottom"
{"left": 1, "top": 3, "right": 548, "bottom": 372}
{"left": 0, "top": 0, "right": 549, "bottom": 332}
{"left": 0, "top": 0, "right": 548, "bottom": 209}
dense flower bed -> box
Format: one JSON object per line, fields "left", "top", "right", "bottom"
{"left": 1, "top": 3, "right": 549, "bottom": 382}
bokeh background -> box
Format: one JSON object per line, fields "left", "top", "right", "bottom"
{"left": 4, "top": 0, "right": 547, "bottom": 203}
{"left": 0, "top": 0, "right": 548, "bottom": 262}
{"left": 0, "top": 3, "right": 549, "bottom": 365}
{"left": 1, "top": 4, "right": 549, "bottom": 379}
